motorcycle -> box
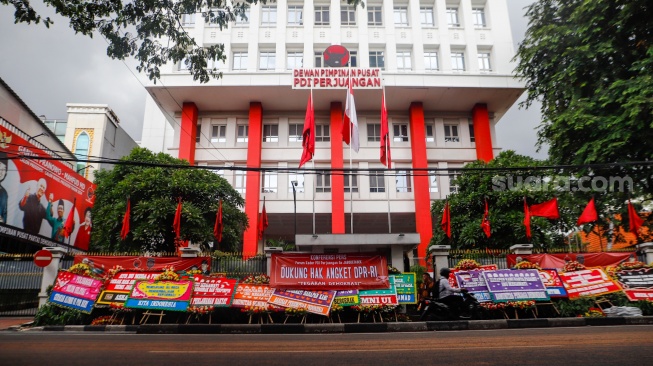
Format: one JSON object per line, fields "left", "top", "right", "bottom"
{"left": 418, "top": 291, "right": 483, "bottom": 321}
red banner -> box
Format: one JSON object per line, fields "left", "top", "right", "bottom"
{"left": 0, "top": 125, "right": 96, "bottom": 251}
{"left": 507, "top": 253, "right": 634, "bottom": 269}
{"left": 191, "top": 275, "right": 238, "bottom": 307}
{"left": 232, "top": 284, "right": 275, "bottom": 308}
{"left": 268, "top": 289, "right": 335, "bottom": 316}
{"left": 559, "top": 268, "right": 622, "bottom": 299}
{"left": 269, "top": 253, "right": 389, "bottom": 290}
{"left": 73, "top": 255, "right": 209, "bottom": 276}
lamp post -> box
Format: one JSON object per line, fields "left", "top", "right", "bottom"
{"left": 27, "top": 132, "right": 50, "bottom": 143}
{"left": 291, "top": 180, "right": 298, "bottom": 242}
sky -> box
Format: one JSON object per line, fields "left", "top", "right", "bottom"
{"left": 0, "top": 0, "right": 546, "bottom": 159}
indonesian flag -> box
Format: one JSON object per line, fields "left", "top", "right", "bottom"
{"left": 120, "top": 199, "right": 130, "bottom": 240}
{"left": 173, "top": 197, "right": 182, "bottom": 239}
{"left": 523, "top": 198, "right": 531, "bottom": 240}
{"left": 577, "top": 197, "right": 598, "bottom": 226}
{"left": 258, "top": 199, "right": 269, "bottom": 240}
{"left": 63, "top": 198, "right": 76, "bottom": 238}
{"left": 380, "top": 91, "right": 391, "bottom": 168}
{"left": 530, "top": 198, "right": 560, "bottom": 219}
{"left": 628, "top": 200, "right": 644, "bottom": 237}
{"left": 441, "top": 201, "right": 451, "bottom": 239}
{"left": 481, "top": 199, "right": 491, "bottom": 238}
{"left": 342, "top": 83, "right": 359, "bottom": 152}
{"left": 214, "top": 200, "right": 223, "bottom": 242}
{"left": 299, "top": 91, "right": 315, "bottom": 168}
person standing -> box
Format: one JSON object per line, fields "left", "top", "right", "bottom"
{"left": 75, "top": 207, "right": 92, "bottom": 250}
{"left": 18, "top": 178, "right": 48, "bottom": 234}
{"left": 418, "top": 273, "right": 434, "bottom": 310}
{"left": 45, "top": 196, "right": 67, "bottom": 242}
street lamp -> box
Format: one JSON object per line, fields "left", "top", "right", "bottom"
{"left": 291, "top": 180, "right": 298, "bottom": 242}
{"left": 27, "top": 131, "right": 50, "bottom": 143}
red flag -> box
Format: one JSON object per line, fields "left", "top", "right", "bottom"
{"left": 214, "top": 200, "right": 223, "bottom": 242}
{"left": 258, "top": 200, "right": 269, "bottom": 240}
{"left": 63, "top": 198, "right": 76, "bottom": 238}
{"left": 299, "top": 91, "right": 315, "bottom": 168}
{"left": 342, "top": 83, "right": 359, "bottom": 151}
{"left": 481, "top": 199, "right": 491, "bottom": 238}
{"left": 523, "top": 198, "right": 531, "bottom": 240}
{"left": 173, "top": 197, "right": 182, "bottom": 239}
{"left": 120, "top": 199, "right": 130, "bottom": 240}
{"left": 380, "top": 90, "right": 391, "bottom": 168}
{"left": 577, "top": 197, "right": 598, "bottom": 226}
{"left": 441, "top": 202, "right": 451, "bottom": 239}
{"left": 628, "top": 200, "right": 644, "bottom": 237}
{"left": 530, "top": 198, "right": 560, "bottom": 219}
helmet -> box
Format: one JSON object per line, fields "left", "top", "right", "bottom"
{"left": 439, "top": 267, "right": 451, "bottom": 277}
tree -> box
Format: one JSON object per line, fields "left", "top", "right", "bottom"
{"left": 91, "top": 147, "right": 247, "bottom": 253}
{"left": 2, "top": 0, "right": 364, "bottom": 83}
{"left": 515, "top": 0, "right": 653, "bottom": 194}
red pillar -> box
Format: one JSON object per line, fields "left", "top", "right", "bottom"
{"left": 330, "top": 102, "right": 345, "bottom": 234}
{"left": 243, "top": 102, "right": 263, "bottom": 255}
{"left": 408, "top": 102, "right": 433, "bottom": 266}
{"left": 179, "top": 102, "right": 198, "bottom": 164}
{"left": 472, "top": 103, "right": 494, "bottom": 162}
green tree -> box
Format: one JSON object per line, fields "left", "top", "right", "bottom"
{"left": 91, "top": 147, "right": 247, "bottom": 252}
{"left": 2, "top": 0, "right": 364, "bottom": 82}
{"left": 515, "top": 0, "right": 653, "bottom": 194}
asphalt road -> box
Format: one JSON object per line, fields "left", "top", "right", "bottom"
{"left": 2, "top": 325, "right": 652, "bottom": 365}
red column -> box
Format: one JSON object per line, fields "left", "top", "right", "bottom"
{"left": 472, "top": 103, "right": 494, "bottom": 162}
{"left": 330, "top": 102, "right": 345, "bottom": 234}
{"left": 408, "top": 102, "right": 433, "bottom": 266}
{"left": 178, "top": 102, "right": 198, "bottom": 164}
{"left": 243, "top": 102, "right": 263, "bottom": 255}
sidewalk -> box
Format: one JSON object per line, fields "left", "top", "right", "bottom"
{"left": 0, "top": 317, "right": 33, "bottom": 330}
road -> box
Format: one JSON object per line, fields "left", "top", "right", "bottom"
{"left": 2, "top": 325, "right": 652, "bottom": 365}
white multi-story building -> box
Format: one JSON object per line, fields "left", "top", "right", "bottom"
{"left": 140, "top": 0, "right": 524, "bottom": 264}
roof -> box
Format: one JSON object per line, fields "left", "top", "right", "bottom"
{"left": 573, "top": 212, "right": 651, "bottom": 252}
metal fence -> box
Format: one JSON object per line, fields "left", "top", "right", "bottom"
{"left": 0, "top": 255, "right": 43, "bottom": 316}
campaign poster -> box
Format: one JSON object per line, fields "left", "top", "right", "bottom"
{"left": 232, "top": 284, "right": 276, "bottom": 308}
{"left": 392, "top": 273, "right": 417, "bottom": 304}
{"left": 49, "top": 271, "right": 103, "bottom": 313}
{"left": 482, "top": 269, "right": 550, "bottom": 302}
{"left": 454, "top": 270, "right": 492, "bottom": 302}
{"left": 269, "top": 253, "right": 389, "bottom": 290}
{"left": 96, "top": 270, "right": 162, "bottom": 305}
{"left": 190, "top": 275, "right": 238, "bottom": 307}
{"left": 268, "top": 289, "right": 336, "bottom": 316}
{"left": 614, "top": 268, "right": 653, "bottom": 301}
{"left": 73, "top": 255, "right": 210, "bottom": 277}
{"left": 125, "top": 280, "right": 193, "bottom": 311}
{"left": 359, "top": 277, "right": 398, "bottom": 306}
{"left": 0, "top": 125, "right": 96, "bottom": 251}
{"left": 559, "top": 268, "right": 622, "bottom": 299}
{"left": 538, "top": 269, "right": 568, "bottom": 298}
{"left": 333, "top": 290, "right": 360, "bottom": 306}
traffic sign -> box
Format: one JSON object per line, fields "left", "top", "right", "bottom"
{"left": 34, "top": 249, "right": 53, "bottom": 267}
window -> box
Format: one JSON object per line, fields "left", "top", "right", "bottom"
{"left": 394, "top": 6, "right": 409, "bottom": 26}
{"left": 315, "top": 124, "right": 330, "bottom": 142}
{"left": 287, "top": 5, "right": 303, "bottom": 26}
{"left": 237, "top": 125, "right": 249, "bottom": 142}
{"left": 262, "top": 171, "right": 277, "bottom": 193}
{"left": 396, "top": 171, "right": 412, "bottom": 193}
{"left": 451, "top": 52, "right": 465, "bottom": 71}
{"left": 212, "top": 169, "right": 224, "bottom": 178}
{"left": 235, "top": 8, "right": 250, "bottom": 25}
{"left": 469, "top": 122, "right": 475, "bottom": 143}
{"left": 344, "top": 174, "right": 358, "bottom": 193}
{"left": 195, "top": 124, "right": 201, "bottom": 143}
{"left": 478, "top": 52, "right": 492, "bottom": 71}
{"left": 44, "top": 119, "right": 67, "bottom": 142}
{"left": 234, "top": 171, "right": 246, "bottom": 194}
{"left": 428, "top": 172, "right": 439, "bottom": 192}
{"left": 341, "top": 5, "right": 356, "bottom": 26}
{"left": 289, "top": 124, "right": 302, "bottom": 142}
{"left": 448, "top": 171, "right": 460, "bottom": 194}
{"left": 259, "top": 52, "right": 276, "bottom": 70}
{"left": 425, "top": 124, "right": 435, "bottom": 142}
{"left": 369, "top": 51, "right": 385, "bottom": 70}
{"left": 369, "top": 171, "right": 385, "bottom": 193}
{"left": 367, "top": 123, "right": 381, "bottom": 142}
{"left": 316, "top": 171, "right": 331, "bottom": 193}
{"left": 368, "top": 6, "right": 382, "bottom": 26}
{"left": 420, "top": 7, "right": 435, "bottom": 26}
{"left": 396, "top": 51, "right": 412, "bottom": 71}
{"left": 288, "top": 174, "right": 305, "bottom": 193}
{"left": 393, "top": 124, "right": 409, "bottom": 142}
{"left": 287, "top": 52, "right": 303, "bottom": 69}
{"left": 181, "top": 13, "right": 195, "bottom": 27}
{"left": 233, "top": 52, "right": 248, "bottom": 70}
{"left": 178, "top": 57, "right": 190, "bottom": 71}
{"left": 261, "top": 5, "right": 277, "bottom": 26}
{"left": 444, "top": 124, "right": 460, "bottom": 142}
{"left": 349, "top": 50, "right": 358, "bottom": 67}
{"left": 74, "top": 132, "right": 90, "bottom": 173}
{"left": 446, "top": 7, "right": 460, "bottom": 27}
{"left": 263, "top": 124, "right": 278, "bottom": 142}
{"left": 211, "top": 125, "right": 226, "bottom": 143}
{"left": 314, "top": 52, "right": 324, "bottom": 68}
{"left": 424, "top": 51, "right": 439, "bottom": 71}
{"left": 315, "top": 6, "right": 330, "bottom": 26}
{"left": 472, "top": 8, "right": 486, "bottom": 28}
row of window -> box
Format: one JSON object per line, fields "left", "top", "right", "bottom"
{"left": 184, "top": 48, "right": 492, "bottom": 73}
{"left": 197, "top": 122, "right": 476, "bottom": 144}
{"left": 181, "top": 5, "right": 487, "bottom": 29}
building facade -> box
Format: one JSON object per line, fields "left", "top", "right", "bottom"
{"left": 140, "top": 0, "right": 524, "bottom": 263}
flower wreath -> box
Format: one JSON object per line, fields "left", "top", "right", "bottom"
{"left": 514, "top": 261, "right": 541, "bottom": 270}
{"left": 562, "top": 261, "right": 586, "bottom": 273}
{"left": 455, "top": 259, "right": 481, "bottom": 271}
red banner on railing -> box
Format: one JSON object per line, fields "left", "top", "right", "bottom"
{"left": 73, "top": 255, "right": 209, "bottom": 276}
{"left": 269, "top": 253, "right": 389, "bottom": 290}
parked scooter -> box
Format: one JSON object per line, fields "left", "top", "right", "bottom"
{"left": 418, "top": 291, "right": 483, "bottom": 321}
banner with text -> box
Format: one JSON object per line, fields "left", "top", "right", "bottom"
{"left": 454, "top": 270, "right": 492, "bottom": 302}
{"left": 333, "top": 290, "right": 360, "bottom": 306}
{"left": 614, "top": 268, "right": 653, "bottom": 301}
{"left": 559, "top": 268, "right": 622, "bottom": 299}
{"left": 359, "top": 277, "right": 398, "bottom": 306}
{"left": 232, "top": 284, "right": 276, "bottom": 309}
{"left": 482, "top": 269, "right": 550, "bottom": 302}
{"left": 97, "top": 270, "right": 162, "bottom": 305}
{"left": 392, "top": 273, "right": 417, "bottom": 304}
{"left": 539, "top": 269, "right": 568, "bottom": 298}
{"left": 292, "top": 68, "right": 382, "bottom": 89}
{"left": 125, "top": 280, "right": 193, "bottom": 311}
{"left": 73, "top": 255, "right": 209, "bottom": 277}
{"left": 191, "top": 275, "right": 238, "bottom": 307}
{"left": 270, "top": 253, "right": 389, "bottom": 290}
{"left": 49, "top": 270, "right": 102, "bottom": 313}
{"left": 268, "top": 289, "right": 336, "bottom": 316}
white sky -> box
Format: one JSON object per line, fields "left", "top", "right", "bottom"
{"left": 0, "top": 0, "right": 546, "bottom": 158}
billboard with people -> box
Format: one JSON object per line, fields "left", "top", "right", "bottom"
{"left": 0, "top": 125, "right": 95, "bottom": 251}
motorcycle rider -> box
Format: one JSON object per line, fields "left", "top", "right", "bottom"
{"left": 437, "top": 267, "right": 469, "bottom": 318}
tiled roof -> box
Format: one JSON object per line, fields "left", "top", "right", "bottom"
{"left": 573, "top": 213, "right": 651, "bottom": 252}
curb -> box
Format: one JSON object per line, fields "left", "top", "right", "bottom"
{"left": 19, "top": 316, "right": 653, "bottom": 334}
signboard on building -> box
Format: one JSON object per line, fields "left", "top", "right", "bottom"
{"left": 292, "top": 68, "right": 382, "bottom": 89}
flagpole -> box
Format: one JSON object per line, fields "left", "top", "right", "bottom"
{"left": 347, "top": 63, "right": 354, "bottom": 234}
{"left": 383, "top": 85, "right": 391, "bottom": 233}
{"left": 312, "top": 160, "right": 316, "bottom": 235}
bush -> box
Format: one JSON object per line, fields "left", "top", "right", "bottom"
{"left": 33, "top": 304, "right": 91, "bottom": 326}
